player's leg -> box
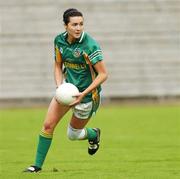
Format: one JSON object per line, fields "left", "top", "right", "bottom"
{"left": 67, "top": 101, "right": 101, "bottom": 155}
{"left": 68, "top": 115, "right": 90, "bottom": 140}
{"left": 24, "top": 97, "right": 70, "bottom": 172}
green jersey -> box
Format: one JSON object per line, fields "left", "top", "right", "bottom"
{"left": 54, "top": 31, "right": 103, "bottom": 103}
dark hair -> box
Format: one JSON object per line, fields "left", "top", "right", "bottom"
{"left": 63, "top": 8, "right": 83, "bottom": 25}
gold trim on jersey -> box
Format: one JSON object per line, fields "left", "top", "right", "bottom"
{"left": 83, "top": 52, "right": 99, "bottom": 104}
{"left": 55, "top": 45, "right": 62, "bottom": 63}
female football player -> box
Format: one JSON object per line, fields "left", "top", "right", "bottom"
{"left": 24, "top": 8, "right": 108, "bottom": 172}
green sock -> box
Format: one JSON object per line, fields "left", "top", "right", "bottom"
{"left": 86, "top": 128, "right": 97, "bottom": 140}
{"left": 34, "top": 131, "right": 53, "bottom": 168}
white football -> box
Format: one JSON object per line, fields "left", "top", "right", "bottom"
{"left": 55, "top": 83, "right": 79, "bottom": 105}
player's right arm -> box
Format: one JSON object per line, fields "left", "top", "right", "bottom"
{"left": 54, "top": 45, "right": 63, "bottom": 87}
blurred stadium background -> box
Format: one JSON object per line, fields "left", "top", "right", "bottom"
{"left": 0, "top": 1, "right": 180, "bottom": 178}
{"left": 0, "top": 0, "right": 180, "bottom": 107}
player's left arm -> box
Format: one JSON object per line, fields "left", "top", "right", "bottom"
{"left": 82, "top": 60, "right": 108, "bottom": 97}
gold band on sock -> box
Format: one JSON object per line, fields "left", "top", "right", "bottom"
{"left": 40, "top": 130, "right": 53, "bottom": 139}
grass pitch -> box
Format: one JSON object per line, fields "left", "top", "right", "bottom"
{"left": 0, "top": 105, "right": 180, "bottom": 179}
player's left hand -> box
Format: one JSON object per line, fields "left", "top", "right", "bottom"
{"left": 69, "top": 92, "right": 85, "bottom": 106}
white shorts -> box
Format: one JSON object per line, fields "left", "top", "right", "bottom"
{"left": 72, "top": 101, "right": 93, "bottom": 120}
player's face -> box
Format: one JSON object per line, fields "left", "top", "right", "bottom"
{"left": 65, "top": 16, "right": 84, "bottom": 43}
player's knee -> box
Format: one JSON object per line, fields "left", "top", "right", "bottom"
{"left": 67, "top": 126, "right": 77, "bottom": 140}
{"left": 67, "top": 125, "right": 85, "bottom": 140}
{"left": 67, "top": 132, "right": 76, "bottom": 140}
{"left": 43, "top": 122, "right": 54, "bottom": 132}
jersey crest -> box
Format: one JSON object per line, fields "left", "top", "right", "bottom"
{"left": 73, "top": 48, "right": 81, "bottom": 58}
